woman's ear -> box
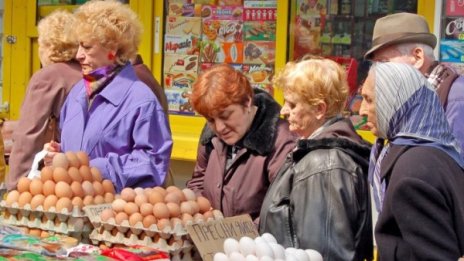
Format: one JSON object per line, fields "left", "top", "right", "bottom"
{"left": 314, "top": 101, "right": 327, "bottom": 120}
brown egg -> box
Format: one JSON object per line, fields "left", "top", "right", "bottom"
{"left": 182, "top": 213, "right": 194, "bottom": 225}
{"left": 30, "top": 194, "right": 45, "bottom": 210}
{"left": 102, "top": 180, "right": 115, "bottom": 194}
{"left": 40, "top": 230, "right": 50, "bottom": 238}
{"left": 83, "top": 195, "right": 94, "bottom": 206}
{"left": 67, "top": 167, "right": 82, "bottom": 183}
{"left": 189, "top": 200, "right": 200, "bottom": 215}
{"left": 29, "top": 228, "right": 42, "bottom": 237}
{"left": 52, "top": 153, "right": 69, "bottom": 169}
{"left": 79, "top": 165, "right": 93, "bottom": 181}
{"left": 92, "top": 181, "right": 104, "bottom": 196}
{"left": 18, "top": 191, "right": 32, "bottom": 207}
{"left": 180, "top": 201, "right": 195, "bottom": 215}
{"left": 182, "top": 188, "right": 197, "bottom": 201}
{"left": 164, "top": 192, "right": 181, "bottom": 205}
{"left": 115, "top": 212, "right": 128, "bottom": 225}
{"left": 43, "top": 195, "right": 58, "bottom": 211}
{"left": 104, "top": 192, "right": 114, "bottom": 203}
{"left": 134, "top": 194, "right": 148, "bottom": 206}
{"left": 197, "top": 196, "right": 212, "bottom": 213}
{"left": 120, "top": 188, "right": 136, "bottom": 202}
{"left": 134, "top": 187, "right": 144, "bottom": 195}
{"left": 166, "top": 186, "right": 185, "bottom": 201}
{"left": 53, "top": 167, "right": 71, "bottom": 184}
{"left": 157, "top": 218, "right": 171, "bottom": 230}
{"left": 112, "top": 199, "right": 127, "bottom": 213}
{"left": 71, "top": 197, "right": 84, "bottom": 210}
{"left": 76, "top": 151, "right": 89, "bottom": 166}
{"left": 70, "top": 181, "right": 84, "bottom": 198}
{"left": 166, "top": 202, "right": 181, "bottom": 218}
{"left": 17, "top": 177, "right": 31, "bottom": 193}
{"left": 143, "top": 188, "right": 153, "bottom": 197}
{"left": 65, "top": 151, "right": 80, "bottom": 168}
{"left": 152, "top": 187, "right": 167, "bottom": 197}
{"left": 42, "top": 180, "right": 56, "bottom": 197}
{"left": 81, "top": 181, "right": 95, "bottom": 197}
{"left": 129, "top": 212, "right": 143, "bottom": 227}
{"left": 90, "top": 167, "right": 103, "bottom": 182}
{"left": 5, "top": 190, "right": 20, "bottom": 206}
{"left": 56, "top": 197, "right": 72, "bottom": 213}
{"left": 148, "top": 191, "right": 164, "bottom": 205}
{"left": 93, "top": 195, "right": 105, "bottom": 205}
{"left": 139, "top": 203, "right": 154, "bottom": 217}
{"left": 40, "top": 166, "right": 54, "bottom": 182}
{"left": 29, "top": 179, "right": 43, "bottom": 196}
{"left": 171, "top": 217, "right": 182, "bottom": 228}
{"left": 153, "top": 202, "right": 170, "bottom": 219}
{"left": 100, "top": 208, "right": 115, "bottom": 222}
{"left": 142, "top": 215, "right": 157, "bottom": 228}
{"left": 203, "top": 210, "right": 214, "bottom": 220}
{"left": 124, "top": 202, "right": 139, "bottom": 215}
{"left": 55, "top": 181, "right": 73, "bottom": 198}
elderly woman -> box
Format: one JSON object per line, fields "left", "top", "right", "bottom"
{"left": 45, "top": 0, "right": 172, "bottom": 192}
{"left": 360, "top": 62, "right": 464, "bottom": 260}
{"left": 259, "top": 58, "right": 373, "bottom": 261}
{"left": 186, "top": 64, "right": 296, "bottom": 219}
{"left": 7, "top": 10, "right": 81, "bottom": 190}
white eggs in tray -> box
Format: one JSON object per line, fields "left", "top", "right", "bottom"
{"left": 214, "top": 233, "right": 323, "bottom": 261}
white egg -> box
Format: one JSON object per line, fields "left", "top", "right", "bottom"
{"left": 245, "top": 255, "right": 259, "bottom": 261}
{"left": 305, "top": 249, "right": 323, "bottom": 261}
{"left": 285, "top": 247, "right": 298, "bottom": 258}
{"left": 269, "top": 243, "right": 286, "bottom": 259}
{"left": 239, "top": 236, "right": 256, "bottom": 256}
{"left": 275, "top": 259, "right": 285, "bottom": 261}
{"left": 285, "top": 255, "right": 299, "bottom": 261}
{"left": 260, "top": 256, "right": 273, "bottom": 261}
{"left": 254, "top": 236, "right": 266, "bottom": 245}
{"left": 229, "top": 252, "right": 246, "bottom": 261}
{"left": 261, "top": 233, "right": 277, "bottom": 244}
{"left": 255, "top": 242, "right": 274, "bottom": 259}
{"left": 294, "top": 249, "right": 309, "bottom": 261}
{"left": 224, "top": 238, "right": 240, "bottom": 256}
{"left": 214, "top": 252, "right": 229, "bottom": 261}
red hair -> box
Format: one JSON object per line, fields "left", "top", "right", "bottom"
{"left": 190, "top": 64, "right": 253, "bottom": 118}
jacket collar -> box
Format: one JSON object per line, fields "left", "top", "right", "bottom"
{"left": 378, "top": 144, "right": 410, "bottom": 180}
{"left": 200, "top": 89, "right": 282, "bottom": 155}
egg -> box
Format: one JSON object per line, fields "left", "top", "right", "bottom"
{"left": 156, "top": 218, "right": 171, "bottom": 230}
{"left": 245, "top": 255, "right": 259, "bottom": 261}
{"left": 5, "top": 190, "right": 20, "bottom": 206}
{"left": 148, "top": 191, "right": 164, "bottom": 205}
{"left": 29, "top": 228, "right": 42, "bottom": 237}
{"left": 123, "top": 202, "right": 139, "bottom": 215}
{"left": 304, "top": 249, "right": 323, "bottom": 261}
{"left": 100, "top": 209, "right": 115, "bottom": 222}
{"left": 30, "top": 194, "right": 45, "bottom": 210}
{"left": 134, "top": 187, "right": 144, "bottom": 195}
{"left": 76, "top": 151, "right": 89, "bottom": 166}
{"left": 182, "top": 213, "right": 194, "bottom": 225}
{"left": 70, "top": 181, "right": 84, "bottom": 198}
{"left": 255, "top": 242, "right": 274, "bottom": 259}
{"left": 166, "top": 202, "right": 181, "bottom": 218}
{"left": 261, "top": 233, "right": 277, "bottom": 244}
{"left": 223, "top": 238, "right": 240, "bottom": 255}
{"left": 53, "top": 167, "right": 71, "bottom": 184}
{"left": 79, "top": 165, "right": 93, "bottom": 181}
{"left": 101, "top": 180, "right": 115, "bottom": 194}
{"left": 166, "top": 186, "right": 185, "bottom": 201}
{"left": 193, "top": 213, "right": 205, "bottom": 222}
{"left": 164, "top": 192, "right": 181, "bottom": 205}
{"left": 92, "top": 181, "right": 104, "bottom": 196}
{"left": 52, "top": 153, "right": 69, "bottom": 169}
{"left": 180, "top": 201, "right": 195, "bottom": 215}
{"left": 43, "top": 195, "right": 58, "bottom": 211}
{"left": 268, "top": 243, "right": 285, "bottom": 259}
{"left": 67, "top": 167, "right": 82, "bottom": 183}
{"left": 28, "top": 179, "right": 42, "bottom": 196}
{"left": 71, "top": 197, "right": 84, "bottom": 210}
{"left": 17, "top": 177, "right": 31, "bottom": 193}
{"left": 56, "top": 197, "right": 72, "bottom": 213}
{"left": 42, "top": 180, "right": 56, "bottom": 197}
{"left": 153, "top": 202, "right": 170, "bottom": 219}
{"left": 143, "top": 188, "right": 153, "bottom": 197}
{"left": 171, "top": 217, "right": 182, "bottom": 228}
{"left": 182, "top": 188, "right": 197, "bottom": 201}
{"left": 65, "top": 151, "right": 80, "bottom": 168}
{"left": 189, "top": 200, "right": 200, "bottom": 214}
{"left": 239, "top": 237, "right": 256, "bottom": 256}
{"left": 115, "top": 212, "right": 129, "bottom": 225}
{"left": 229, "top": 252, "right": 246, "bottom": 261}
{"left": 40, "top": 230, "right": 50, "bottom": 238}
{"left": 135, "top": 203, "right": 151, "bottom": 217}
{"left": 142, "top": 215, "right": 157, "bottom": 228}
{"left": 40, "top": 166, "right": 54, "bottom": 182}
{"left": 90, "top": 167, "right": 103, "bottom": 182}
{"left": 197, "top": 196, "right": 212, "bottom": 213}
{"left": 104, "top": 192, "right": 114, "bottom": 203}
{"left": 120, "top": 188, "right": 136, "bottom": 202}
{"left": 93, "top": 195, "right": 105, "bottom": 205}
{"left": 203, "top": 210, "right": 214, "bottom": 220}
{"left": 134, "top": 194, "right": 148, "bottom": 206}
{"left": 81, "top": 181, "right": 95, "bottom": 197}
{"left": 112, "top": 199, "right": 127, "bottom": 213}
{"left": 129, "top": 212, "right": 143, "bottom": 227}
{"left": 83, "top": 195, "right": 94, "bottom": 206}
{"left": 55, "top": 181, "right": 73, "bottom": 198}
{"left": 213, "top": 253, "right": 229, "bottom": 261}
{"left": 152, "top": 187, "right": 167, "bottom": 197}
{"left": 18, "top": 191, "right": 32, "bottom": 207}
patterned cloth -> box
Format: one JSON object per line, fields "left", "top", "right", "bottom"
{"left": 83, "top": 64, "right": 124, "bottom": 104}
{"left": 369, "top": 62, "right": 463, "bottom": 212}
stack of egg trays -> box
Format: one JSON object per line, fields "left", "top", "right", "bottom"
{"left": 0, "top": 200, "right": 92, "bottom": 236}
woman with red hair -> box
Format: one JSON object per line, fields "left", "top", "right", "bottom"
{"left": 186, "top": 64, "right": 296, "bottom": 220}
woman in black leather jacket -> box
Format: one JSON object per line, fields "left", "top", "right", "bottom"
{"left": 259, "top": 57, "right": 373, "bottom": 261}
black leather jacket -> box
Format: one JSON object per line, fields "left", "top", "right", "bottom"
{"left": 259, "top": 117, "right": 373, "bottom": 261}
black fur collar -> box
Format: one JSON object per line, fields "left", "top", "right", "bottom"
{"left": 200, "top": 89, "right": 281, "bottom": 155}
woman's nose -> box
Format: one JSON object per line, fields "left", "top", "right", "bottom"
{"left": 76, "top": 46, "right": 85, "bottom": 61}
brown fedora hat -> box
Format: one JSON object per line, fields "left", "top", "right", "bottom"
{"left": 364, "top": 12, "right": 437, "bottom": 60}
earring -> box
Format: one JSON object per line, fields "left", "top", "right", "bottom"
{"left": 108, "top": 52, "right": 115, "bottom": 60}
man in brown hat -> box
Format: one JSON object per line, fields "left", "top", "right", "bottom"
{"left": 365, "top": 12, "right": 464, "bottom": 159}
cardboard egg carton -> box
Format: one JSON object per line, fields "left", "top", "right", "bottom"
{"left": 84, "top": 204, "right": 224, "bottom": 238}
{"left": 0, "top": 200, "right": 86, "bottom": 218}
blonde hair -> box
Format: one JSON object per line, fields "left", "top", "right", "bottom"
{"left": 73, "top": 0, "right": 142, "bottom": 64}
{"left": 274, "top": 57, "right": 349, "bottom": 118}
{"left": 37, "top": 10, "right": 78, "bottom": 63}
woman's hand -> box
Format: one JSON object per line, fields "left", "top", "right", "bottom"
{"left": 43, "top": 140, "right": 61, "bottom": 166}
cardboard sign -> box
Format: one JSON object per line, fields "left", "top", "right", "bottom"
{"left": 186, "top": 214, "right": 258, "bottom": 261}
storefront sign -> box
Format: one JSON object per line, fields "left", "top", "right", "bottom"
{"left": 186, "top": 214, "right": 258, "bottom": 261}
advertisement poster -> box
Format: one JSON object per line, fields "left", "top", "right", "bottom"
{"left": 440, "top": 40, "right": 464, "bottom": 63}
{"left": 441, "top": 1, "right": 464, "bottom": 66}
{"left": 446, "top": 0, "right": 464, "bottom": 16}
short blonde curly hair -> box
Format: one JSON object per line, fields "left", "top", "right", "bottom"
{"left": 37, "top": 9, "right": 78, "bottom": 63}
{"left": 274, "top": 57, "right": 348, "bottom": 118}
{"left": 73, "top": 0, "right": 142, "bottom": 64}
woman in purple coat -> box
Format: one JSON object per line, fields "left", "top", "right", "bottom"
{"left": 44, "top": 0, "right": 172, "bottom": 192}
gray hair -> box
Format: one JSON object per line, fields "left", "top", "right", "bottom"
{"left": 395, "top": 42, "right": 436, "bottom": 61}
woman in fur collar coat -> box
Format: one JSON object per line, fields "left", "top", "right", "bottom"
{"left": 186, "top": 64, "right": 296, "bottom": 220}
{"left": 259, "top": 57, "right": 373, "bottom": 261}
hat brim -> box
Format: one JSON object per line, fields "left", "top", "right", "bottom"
{"left": 364, "top": 33, "right": 437, "bottom": 60}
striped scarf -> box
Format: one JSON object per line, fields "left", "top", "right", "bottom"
{"left": 83, "top": 64, "right": 124, "bottom": 104}
{"left": 369, "top": 62, "right": 463, "bottom": 212}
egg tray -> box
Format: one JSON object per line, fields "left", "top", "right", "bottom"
{"left": 0, "top": 200, "right": 87, "bottom": 218}
{"left": 84, "top": 204, "right": 224, "bottom": 238}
